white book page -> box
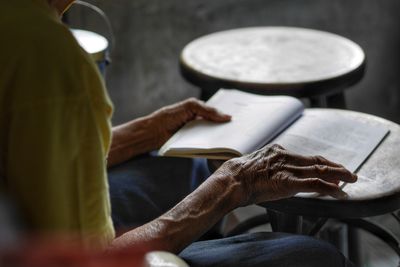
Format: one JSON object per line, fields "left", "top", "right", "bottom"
{"left": 273, "top": 110, "right": 389, "bottom": 173}
{"left": 160, "top": 89, "right": 304, "bottom": 156}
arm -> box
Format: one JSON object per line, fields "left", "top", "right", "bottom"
{"left": 110, "top": 145, "right": 357, "bottom": 253}
{"left": 110, "top": 168, "right": 240, "bottom": 252}
{"left": 107, "top": 98, "right": 231, "bottom": 167}
{"left": 107, "top": 115, "right": 159, "bottom": 167}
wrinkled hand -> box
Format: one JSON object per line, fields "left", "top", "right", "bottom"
{"left": 215, "top": 144, "right": 357, "bottom": 206}
{"left": 150, "top": 98, "right": 231, "bottom": 148}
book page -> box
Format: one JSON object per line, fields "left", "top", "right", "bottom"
{"left": 160, "top": 89, "right": 304, "bottom": 157}
{"left": 273, "top": 110, "right": 389, "bottom": 173}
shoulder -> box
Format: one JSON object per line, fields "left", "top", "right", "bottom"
{"left": 0, "top": 2, "right": 95, "bottom": 79}
{"left": 1, "top": 3, "right": 85, "bottom": 63}
{"left": 23, "top": 14, "right": 92, "bottom": 74}
{"left": 4, "top": 8, "right": 102, "bottom": 95}
{"left": 0, "top": 3, "right": 112, "bottom": 114}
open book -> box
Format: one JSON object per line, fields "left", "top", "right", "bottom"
{"left": 159, "top": 89, "right": 389, "bottom": 173}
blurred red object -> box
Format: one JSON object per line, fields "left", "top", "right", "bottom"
{"left": 0, "top": 237, "right": 150, "bottom": 267}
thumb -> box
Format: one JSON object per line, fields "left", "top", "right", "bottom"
{"left": 192, "top": 101, "right": 231, "bottom": 122}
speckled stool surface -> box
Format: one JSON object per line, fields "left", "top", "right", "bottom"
{"left": 181, "top": 27, "right": 365, "bottom": 108}
{"left": 263, "top": 108, "right": 400, "bottom": 218}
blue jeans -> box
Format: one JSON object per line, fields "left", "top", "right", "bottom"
{"left": 108, "top": 153, "right": 209, "bottom": 231}
{"left": 108, "top": 154, "right": 353, "bottom": 267}
{"left": 180, "top": 232, "right": 354, "bottom": 267}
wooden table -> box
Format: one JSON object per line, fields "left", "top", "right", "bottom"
{"left": 180, "top": 27, "right": 366, "bottom": 108}
{"left": 260, "top": 109, "right": 400, "bottom": 265}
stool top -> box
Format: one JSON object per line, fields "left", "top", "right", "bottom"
{"left": 262, "top": 109, "right": 400, "bottom": 218}
{"left": 71, "top": 29, "right": 108, "bottom": 62}
{"left": 181, "top": 27, "right": 365, "bottom": 97}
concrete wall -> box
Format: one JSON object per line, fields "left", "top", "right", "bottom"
{"left": 67, "top": 0, "right": 400, "bottom": 125}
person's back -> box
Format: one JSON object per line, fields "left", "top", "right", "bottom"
{"left": 0, "top": 0, "right": 115, "bottom": 248}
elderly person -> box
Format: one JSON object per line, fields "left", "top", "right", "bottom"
{"left": 0, "top": 0, "right": 357, "bottom": 266}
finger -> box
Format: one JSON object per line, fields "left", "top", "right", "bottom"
{"left": 290, "top": 178, "right": 349, "bottom": 199}
{"left": 269, "top": 144, "right": 286, "bottom": 151}
{"left": 188, "top": 99, "right": 231, "bottom": 122}
{"left": 283, "top": 152, "right": 343, "bottom": 168}
{"left": 284, "top": 165, "right": 357, "bottom": 183}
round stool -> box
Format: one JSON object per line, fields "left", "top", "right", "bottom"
{"left": 71, "top": 29, "right": 110, "bottom": 77}
{"left": 180, "top": 27, "right": 366, "bottom": 108}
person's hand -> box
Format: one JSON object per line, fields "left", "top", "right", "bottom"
{"left": 149, "top": 98, "right": 231, "bottom": 148}
{"left": 215, "top": 144, "right": 357, "bottom": 206}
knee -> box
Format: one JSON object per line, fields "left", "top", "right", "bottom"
{"left": 281, "top": 235, "right": 349, "bottom": 267}
{"left": 181, "top": 233, "right": 352, "bottom": 267}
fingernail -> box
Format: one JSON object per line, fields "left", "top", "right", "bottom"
{"left": 223, "top": 114, "right": 232, "bottom": 120}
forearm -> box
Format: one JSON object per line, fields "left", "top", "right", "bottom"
{"left": 110, "top": 172, "right": 242, "bottom": 253}
{"left": 107, "top": 115, "right": 159, "bottom": 167}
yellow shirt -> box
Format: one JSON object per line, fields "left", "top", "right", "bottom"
{"left": 0, "top": 0, "right": 115, "bottom": 247}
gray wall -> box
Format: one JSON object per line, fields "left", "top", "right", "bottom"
{"left": 67, "top": 0, "right": 400, "bottom": 125}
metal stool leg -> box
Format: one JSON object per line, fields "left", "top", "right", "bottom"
{"left": 225, "top": 213, "right": 269, "bottom": 237}
{"left": 340, "top": 218, "right": 400, "bottom": 266}
{"left": 309, "top": 96, "right": 327, "bottom": 108}
{"left": 347, "top": 226, "right": 362, "bottom": 267}
{"left": 310, "top": 92, "right": 347, "bottom": 109}
{"left": 268, "top": 209, "right": 303, "bottom": 234}
{"left": 200, "top": 87, "right": 218, "bottom": 101}
{"left": 326, "top": 92, "right": 347, "bottom": 109}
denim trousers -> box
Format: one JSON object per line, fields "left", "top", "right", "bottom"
{"left": 107, "top": 154, "right": 354, "bottom": 267}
